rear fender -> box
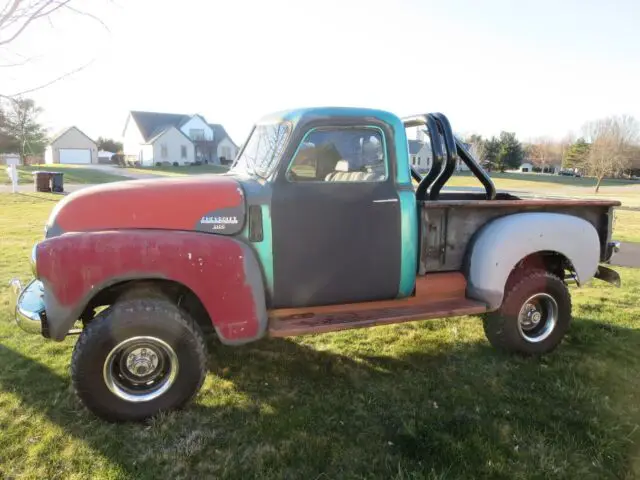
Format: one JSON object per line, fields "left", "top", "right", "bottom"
{"left": 465, "top": 212, "right": 600, "bottom": 310}
{"left": 36, "top": 230, "right": 267, "bottom": 343}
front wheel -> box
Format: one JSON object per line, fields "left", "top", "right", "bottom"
{"left": 483, "top": 271, "right": 571, "bottom": 355}
{"left": 71, "top": 298, "right": 207, "bottom": 422}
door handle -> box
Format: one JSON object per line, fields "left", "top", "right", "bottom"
{"left": 372, "top": 198, "right": 398, "bottom": 204}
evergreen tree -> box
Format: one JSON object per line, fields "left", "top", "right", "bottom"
{"left": 563, "top": 137, "right": 590, "bottom": 169}
{"left": 497, "top": 131, "right": 524, "bottom": 172}
{"left": 483, "top": 136, "right": 501, "bottom": 172}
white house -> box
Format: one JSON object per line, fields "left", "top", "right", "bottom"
{"left": 122, "top": 111, "right": 238, "bottom": 166}
{"left": 408, "top": 139, "right": 432, "bottom": 173}
{"left": 408, "top": 137, "right": 473, "bottom": 174}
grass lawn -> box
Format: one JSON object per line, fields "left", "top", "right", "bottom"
{"left": 448, "top": 172, "right": 640, "bottom": 208}
{"left": 3, "top": 165, "right": 128, "bottom": 185}
{"left": 121, "top": 164, "right": 230, "bottom": 177}
{"left": 614, "top": 210, "right": 640, "bottom": 243}
{"left": 1, "top": 193, "right": 640, "bottom": 479}
{"left": 449, "top": 171, "right": 639, "bottom": 189}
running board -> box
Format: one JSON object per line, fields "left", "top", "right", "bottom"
{"left": 268, "top": 273, "right": 487, "bottom": 337}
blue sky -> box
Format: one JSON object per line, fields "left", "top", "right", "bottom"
{"left": 2, "top": 0, "right": 639, "bottom": 145}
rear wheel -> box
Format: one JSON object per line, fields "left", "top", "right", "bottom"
{"left": 483, "top": 271, "right": 571, "bottom": 354}
{"left": 71, "top": 298, "right": 207, "bottom": 422}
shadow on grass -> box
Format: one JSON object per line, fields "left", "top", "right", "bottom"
{"left": 0, "top": 317, "right": 638, "bottom": 478}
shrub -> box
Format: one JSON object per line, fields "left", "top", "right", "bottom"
{"left": 111, "top": 153, "right": 125, "bottom": 167}
{"left": 172, "top": 162, "right": 179, "bottom": 167}
{"left": 155, "top": 162, "right": 162, "bottom": 167}
{"left": 194, "top": 160, "right": 202, "bottom": 166}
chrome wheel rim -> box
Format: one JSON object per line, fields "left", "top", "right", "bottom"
{"left": 517, "top": 293, "right": 558, "bottom": 343}
{"left": 103, "top": 336, "right": 179, "bottom": 403}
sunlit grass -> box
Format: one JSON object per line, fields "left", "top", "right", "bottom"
{"left": 614, "top": 210, "right": 640, "bottom": 243}
{"left": 446, "top": 172, "right": 640, "bottom": 208}
{"left": 122, "top": 164, "right": 229, "bottom": 177}
{"left": 0, "top": 193, "right": 639, "bottom": 479}
{"left": 3, "top": 165, "right": 128, "bottom": 185}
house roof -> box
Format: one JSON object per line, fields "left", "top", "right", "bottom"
{"left": 148, "top": 125, "right": 194, "bottom": 145}
{"left": 49, "top": 126, "right": 95, "bottom": 145}
{"left": 129, "top": 111, "right": 237, "bottom": 147}
{"left": 129, "top": 111, "right": 189, "bottom": 142}
{"left": 209, "top": 123, "right": 237, "bottom": 148}
{"left": 408, "top": 139, "right": 425, "bottom": 155}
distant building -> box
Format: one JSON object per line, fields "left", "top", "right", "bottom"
{"left": 408, "top": 135, "right": 472, "bottom": 174}
{"left": 408, "top": 139, "right": 431, "bottom": 173}
{"left": 122, "top": 111, "right": 238, "bottom": 166}
{"left": 44, "top": 126, "right": 97, "bottom": 164}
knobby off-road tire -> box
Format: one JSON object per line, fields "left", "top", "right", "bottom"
{"left": 483, "top": 271, "right": 571, "bottom": 355}
{"left": 71, "top": 298, "right": 207, "bottom": 422}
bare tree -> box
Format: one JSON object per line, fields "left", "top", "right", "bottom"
{"left": 1, "top": 96, "right": 47, "bottom": 161}
{"left": 0, "top": 0, "right": 108, "bottom": 99}
{"left": 558, "top": 132, "right": 576, "bottom": 169}
{"left": 582, "top": 115, "right": 640, "bottom": 192}
{"left": 527, "top": 137, "right": 562, "bottom": 173}
{"left": 0, "top": 1, "right": 72, "bottom": 47}
{"left": 465, "top": 134, "right": 485, "bottom": 165}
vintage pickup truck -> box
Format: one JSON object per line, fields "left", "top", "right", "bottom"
{"left": 10, "top": 108, "right": 621, "bottom": 422}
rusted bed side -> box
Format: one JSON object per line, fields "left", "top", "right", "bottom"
{"left": 419, "top": 199, "right": 620, "bottom": 274}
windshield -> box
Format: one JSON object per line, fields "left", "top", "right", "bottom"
{"left": 231, "top": 122, "right": 291, "bottom": 178}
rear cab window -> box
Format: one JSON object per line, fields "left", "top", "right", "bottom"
{"left": 287, "top": 127, "right": 388, "bottom": 183}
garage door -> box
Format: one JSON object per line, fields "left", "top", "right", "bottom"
{"left": 59, "top": 149, "right": 91, "bottom": 164}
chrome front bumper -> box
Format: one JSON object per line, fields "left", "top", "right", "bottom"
{"left": 9, "top": 279, "right": 46, "bottom": 335}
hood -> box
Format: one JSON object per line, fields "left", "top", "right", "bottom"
{"left": 46, "top": 175, "right": 246, "bottom": 238}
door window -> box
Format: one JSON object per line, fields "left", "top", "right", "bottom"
{"left": 287, "top": 128, "right": 388, "bottom": 182}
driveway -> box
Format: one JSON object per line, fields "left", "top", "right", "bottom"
{"left": 611, "top": 242, "right": 640, "bottom": 268}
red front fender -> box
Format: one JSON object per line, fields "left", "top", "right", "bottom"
{"left": 36, "top": 230, "right": 267, "bottom": 343}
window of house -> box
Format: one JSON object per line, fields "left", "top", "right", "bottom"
{"left": 181, "top": 145, "right": 187, "bottom": 159}
{"left": 287, "top": 127, "right": 387, "bottom": 183}
{"left": 161, "top": 144, "right": 168, "bottom": 159}
{"left": 190, "top": 129, "right": 205, "bottom": 140}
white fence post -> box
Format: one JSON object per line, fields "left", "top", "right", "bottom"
{"left": 5, "top": 155, "right": 20, "bottom": 193}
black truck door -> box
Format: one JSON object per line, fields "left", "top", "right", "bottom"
{"left": 270, "top": 125, "right": 401, "bottom": 308}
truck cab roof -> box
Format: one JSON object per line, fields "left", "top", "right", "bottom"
{"left": 257, "top": 107, "right": 405, "bottom": 128}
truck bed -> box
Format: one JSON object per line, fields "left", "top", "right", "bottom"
{"left": 419, "top": 194, "right": 620, "bottom": 274}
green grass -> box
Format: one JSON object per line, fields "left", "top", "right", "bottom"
{"left": 122, "top": 164, "right": 230, "bottom": 177}
{"left": 448, "top": 171, "right": 640, "bottom": 207}
{"left": 614, "top": 210, "right": 640, "bottom": 243}
{"left": 450, "top": 171, "right": 638, "bottom": 188}
{"left": 1, "top": 193, "right": 640, "bottom": 479}
{"left": 3, "top": 165, "right": 128, "bottom": 185}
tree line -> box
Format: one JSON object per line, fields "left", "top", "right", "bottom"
{"left": 465, "top": 115, "right": 640, "bottom": 192}
{"left": 465, "top": 131, "right": 525, "bottom": 173}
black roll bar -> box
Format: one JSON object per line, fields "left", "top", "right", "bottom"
{"left": 410, "top": 115, "right": 445, "bottom": 201}
{"left": 402, "top": 112, "right": 496, "bottom": 201}
{"left": 429, "top": 113, "right": 457, "bottom": 200}
{"left": 455, "top": 140, "right": 496, "bottom": 200}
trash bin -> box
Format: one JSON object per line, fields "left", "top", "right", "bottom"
{"left": 51, "top": 172, "right": 64, "bottom": 193}
{"left": 32, "top": 171, "right": 53, "bottom": 192}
